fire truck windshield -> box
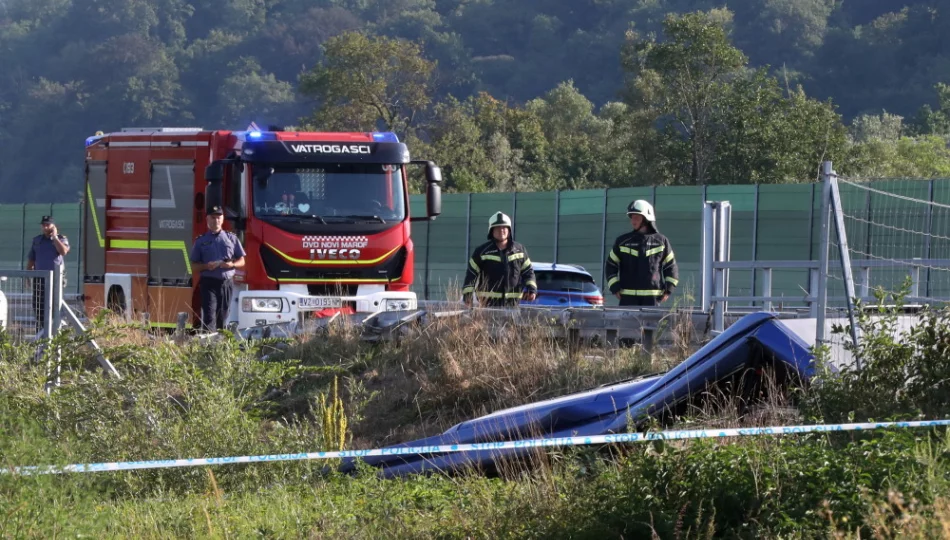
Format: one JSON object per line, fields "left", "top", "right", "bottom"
{"left": 252, "top": 164, "right": 406, "bottom": 223}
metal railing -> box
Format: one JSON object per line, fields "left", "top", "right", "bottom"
{"left": 701, "top": 188, "right": 950, "bottom": 335}
{"left": 1, "top": 266, "right": 119, "bottom": 391}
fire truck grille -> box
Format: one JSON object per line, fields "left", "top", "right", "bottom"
{"left": 259, "top": 245, "right": 407, "bottom": 283}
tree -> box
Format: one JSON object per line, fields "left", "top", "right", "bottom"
{"left": 623, "top": 9, "right": 848, "bottom": 185}
{"left": 622, "top": 10, "right": 747, "bottom": 185}
{"left": 908, "top": 83, "right": 950, "bottom": 137}
{"left": 298, "top": 31, "right": 436, "bottom": 137}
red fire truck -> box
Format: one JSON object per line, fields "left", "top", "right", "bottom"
{"left": 82, "top": 126, "right": 442, "bottom": 330}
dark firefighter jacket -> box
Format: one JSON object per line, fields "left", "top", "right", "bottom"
{"left": 462, "top": 240, "right": 538, "bottom": 307}
{"left": 605, "top": 223, "right": 679, "bottom": 306}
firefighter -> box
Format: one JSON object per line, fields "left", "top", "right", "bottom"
{"left": 26, "top": 215, "right": 70, "bottom": 332}
{"left": 605, "top": 200, "right": 679, "bottom": 307}
{"left": 462, "top": 211, "right": 538, "bottom": 308}
{"left": 190, "top": 206, "right": 246, "bottom": 331}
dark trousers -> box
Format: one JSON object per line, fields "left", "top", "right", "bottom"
{"left": 199, "top": 277, "right": 234, "bottom": 331}
{"left": 618, "top": 295, "right": 661, "bottom": 307}
{"left": 32, "top": 279, "right": 47, "bottom": 332}
{"left": 481, "top": 298, "right": 521, "bottom": 308}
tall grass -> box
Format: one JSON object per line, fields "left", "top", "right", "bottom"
{"left": 2, "top": 298, "right": 950, "bottom": 537}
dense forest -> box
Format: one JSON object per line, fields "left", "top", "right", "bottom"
{"left": 2, "top": 0, "right": 950, "bottom": 202}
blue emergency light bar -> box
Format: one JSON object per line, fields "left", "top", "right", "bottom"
{"left": 372, "top": 132, "right": 399, "bottom": 143}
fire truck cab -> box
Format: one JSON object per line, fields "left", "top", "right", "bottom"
{"left": 82, "top": 126, "right": 442, "bottom": 331}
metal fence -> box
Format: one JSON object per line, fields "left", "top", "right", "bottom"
{"left": 0, "top": 268, "right": 68, "bottom": 342}
{"left": 4, "top": 177, "right": 950, "bottom": 307}
{"left": 0, "top": 266, "right": 119, "bottom": 391}
{"left": 409, "top": 179, "right": 950, "bottom": 305}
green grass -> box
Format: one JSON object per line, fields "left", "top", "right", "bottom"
{"left": 2, "top": 298, "right": 950, "bottom": 538}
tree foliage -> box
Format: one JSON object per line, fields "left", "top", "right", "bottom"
{"left": 298, "top": 32, "right": 435, "bottom": 137}
{"left": 1, "top": 1, "right": 950, "bottom": 202}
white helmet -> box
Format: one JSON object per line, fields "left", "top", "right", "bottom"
{"left": 487, "top": 211, "right": 513, "bottom": 239}
{"left": 626, "top": 199, "right": 656, "bottom": 223}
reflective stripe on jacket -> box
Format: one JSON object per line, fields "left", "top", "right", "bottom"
{"left": 462, "top": 240, "right": 537, "bottom": 305}
{"left": 604, "top": 229, "right": 678, "bottom": 298}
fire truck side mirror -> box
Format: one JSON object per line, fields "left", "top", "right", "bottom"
{"left": 425, "top": 163, "right": 442, "bottom": 218}
{"left": 426, "top": 181, "right": 441, "bottom": 218}
{"left": 410, "top": 160, "right": 442, "bottom": 219}
{"left": 425, "top": 162, "right": 442, "bottom": 184}
{"left": 204, "top": 160, "right": 226, "bottom": 212}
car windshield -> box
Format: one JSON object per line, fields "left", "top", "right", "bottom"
{"left": 252, "top": 163, "right": 405, "bottom": 222}
{"left": 536, "top": 270, "right": 599, "bottom": 293}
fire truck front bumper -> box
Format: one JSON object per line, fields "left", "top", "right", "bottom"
{"left": 235, "top": 288, "right": 418, "bottom": 330}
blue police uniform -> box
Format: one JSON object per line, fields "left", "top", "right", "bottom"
{"left": 190, "top": 213, "right": 246, "bottom": 331}
{"left": 28, "top": 216, "right": 69, "bottom": 331}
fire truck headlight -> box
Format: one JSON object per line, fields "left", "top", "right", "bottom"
{"left": 242, "top": 298, "right": 283, "bottom": 312}
{"left": 385, "top": 299, "right": 413, "bottom": 311}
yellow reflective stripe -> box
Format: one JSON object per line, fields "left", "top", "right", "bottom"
{"left": 475, "top": 291, "right": 523, "bottom": 299}
{"left": 508, "top": 252, "right": 525, "bottom": 261}
{"left": 664, "top": 252, "right": 675, "bottom": 264}
{"left": 469, "top": 258, "right": 480, "bottom": 272}
{"left": 620, "top": 289, "right": 664, "bottom": 296}
{"left": 619, "top": 246, "right": 637, "bottom": 256}
{"left": 665, "top": 277, "right": 679, "bottom": 286}
{"left": 645, "top": 246, "right": 664, "bottom": 257}
{"left": 150, "top": 321, "right": 193, "bottom": 329}
{"left": 608, "top": 249, "right": 620, "bottom": 263}
{"left": 521, "top": 258, "right": 532, "bottom": 270}
{"left": 607, "top": 276, "right": 620, "bottom": 288}
{"left": 86, "top": 183, "right": 105, "bottom": 248}
{"left": 111, "top": 239, "right": 192, "bottom": 275}
{"left": 265, "top": 243, "right": 399, "bottom": 266}
{"left": 462, "top": 286, "right": 475, "bottom": 294}
{"left": 525, "top": 280, "right": 537, "bottom": 289}
{"left": 481, "top": 254, "right": 502, "bottom": 262}
{"left": 267, "top": 276, "right": 398, "bottom": 283}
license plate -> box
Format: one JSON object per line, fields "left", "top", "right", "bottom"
{"left": 299, "top": 297, "right": 342, "bottom": 309}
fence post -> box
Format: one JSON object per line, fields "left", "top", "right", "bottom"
{"left": 701, "top": 202, "right": 714, "bottom": 312}
{"left": 925, "top": 179, "right": 934, "bottom": 298}
{"left": 20, "top": 204, "right": 26, "bottom": 270}
{"left": 712, "top": 202, "right": 731, "bottom": 333}
{"left": 47, "top": 265, "right": 64, "bottom": 392}
{"left": 465, "top": 193, "right": 471, "bottom": 263}
{"left": 77, "top": 197, "right": 84, "bottom": 294}
{"left": 751, "top": 183, "right": 759, "bottom": 307}
{"left": 761, "top": 268, "right": 772, "bottom": 312}
{"left": 720, "top": 201, "right": 732, "bottom": 310}
{"left": 553, "top": 190, "right": 560, "bottom": 264}
{"left": 53, "top": 265, "right": 63, "bottom": 334}
{"left": 829, "top": 171, "right": 860, "bottom": 358}
{"left": 43, "top": 270, "right": 53, "bottom": 342}
{"left": 816, "top": 162, "right": 833, "bottom": 346}
{"left": 600, "top": 188, "right": 608, "bottom": 294}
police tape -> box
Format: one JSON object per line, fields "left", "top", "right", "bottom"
{"left": 4, "top": 419, "right": 950, "bottom": 476}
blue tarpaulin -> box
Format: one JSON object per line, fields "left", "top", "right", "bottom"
{"left": 341, "top": 312, "right": 816, "bottom": 477}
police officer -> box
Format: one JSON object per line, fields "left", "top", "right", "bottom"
{"left": 27, "top": 216, "right": 70, "bottom": 332}
{"left": 462, "top": 211, "right": 538, "bottom": 308}
{"left": 190, "top": 206, "right": 246, "bottom": 331}
{"left": 605, "top": 200, "right": 679, "bottom": 307}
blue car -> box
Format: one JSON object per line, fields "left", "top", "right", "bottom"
{"left": 522, "top": 262, "right": 604, "bottom": 307}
